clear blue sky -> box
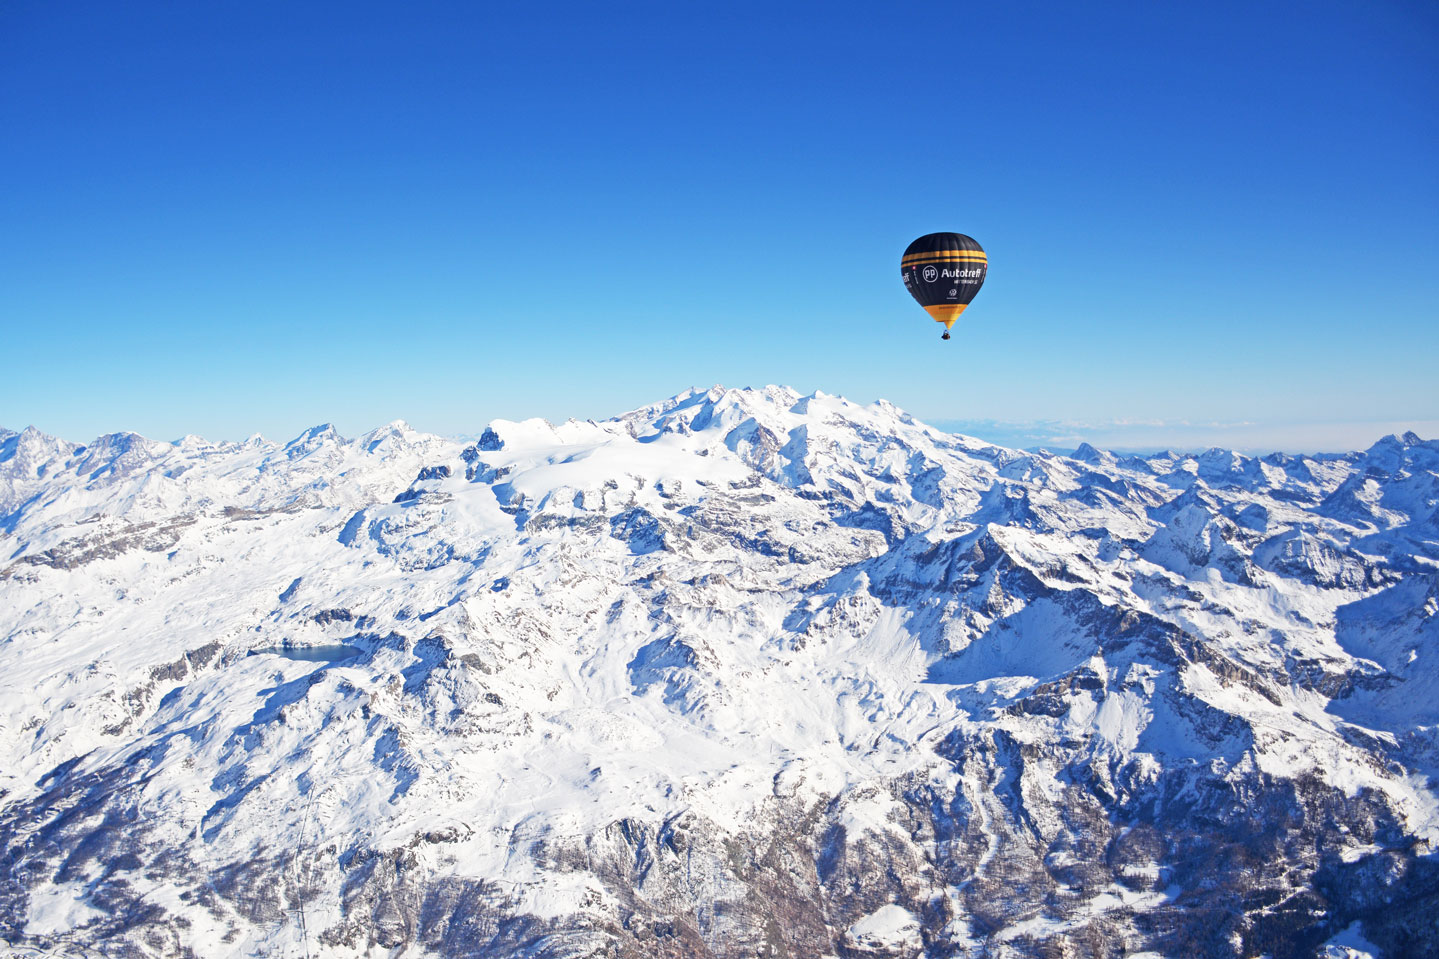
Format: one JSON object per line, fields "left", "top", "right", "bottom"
{"left": 2, "top": 1, "right": 1435, "bottom": 451}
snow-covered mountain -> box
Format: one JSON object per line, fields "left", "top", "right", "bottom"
{"left": 1, "top": 387, "right": 1436, "bottom": 959}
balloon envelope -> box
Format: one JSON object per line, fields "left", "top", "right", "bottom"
{"left": 900, "top": 233, "right": 986, "bottom": 331}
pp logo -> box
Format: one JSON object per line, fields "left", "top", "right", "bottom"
{"left": 922, "top": 265, "right": 938, "bottom": 282}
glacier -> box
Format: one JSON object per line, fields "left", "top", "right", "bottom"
{"left": 1, "top": 386, "right": 1436, "bottom": 958}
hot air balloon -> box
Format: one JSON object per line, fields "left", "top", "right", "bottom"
{"left": 900, "top": 233, "right": 987, "bottom": 340}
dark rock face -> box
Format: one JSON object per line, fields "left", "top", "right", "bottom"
{"left": 609, "top": 506, "right": 667, "bottom": 555}
{"left": 1, "top": 392, "right": 1436, "bottom": 957}
{"left": 478, "top": 427, "right": 504, "bottom": 452}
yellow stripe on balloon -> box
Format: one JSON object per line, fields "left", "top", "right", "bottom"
{"left": 902, "top": 253, "right": 987, "bottom": 264}
{"left": 922, "top": 303, "right": 968, "bottom": 329}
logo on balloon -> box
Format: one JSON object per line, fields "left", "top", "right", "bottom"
{"left": 922, "top": 266, "right": 938, "bottom": 282}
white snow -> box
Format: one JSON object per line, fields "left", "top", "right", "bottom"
{"left": 1322, "top": 920, "right": 1379, "bottom": 958}
{"left": 846, "top": 904, "right": 922, "bottom": 949}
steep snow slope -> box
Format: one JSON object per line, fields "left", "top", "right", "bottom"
{"left": 0, "top": 389, "right": 1436, "bottom": 959}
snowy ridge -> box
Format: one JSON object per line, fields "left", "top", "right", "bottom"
{"left": 1, "top": 388, "right": 1437, "bottom": 958}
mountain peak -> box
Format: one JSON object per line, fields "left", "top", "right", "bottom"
{"left": 1071, "top": 441, "right": 1112, "bottom": 464}
{"left": 286, "top": 422, "right": 344, "bottom": 447}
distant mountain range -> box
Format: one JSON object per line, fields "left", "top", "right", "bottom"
{"left": 2, "top": 386, "right": 1436, "bottom": 958}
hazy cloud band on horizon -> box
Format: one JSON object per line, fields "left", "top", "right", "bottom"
{"left": 932, "top": 418, "right": 1439, "bottom": 455}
